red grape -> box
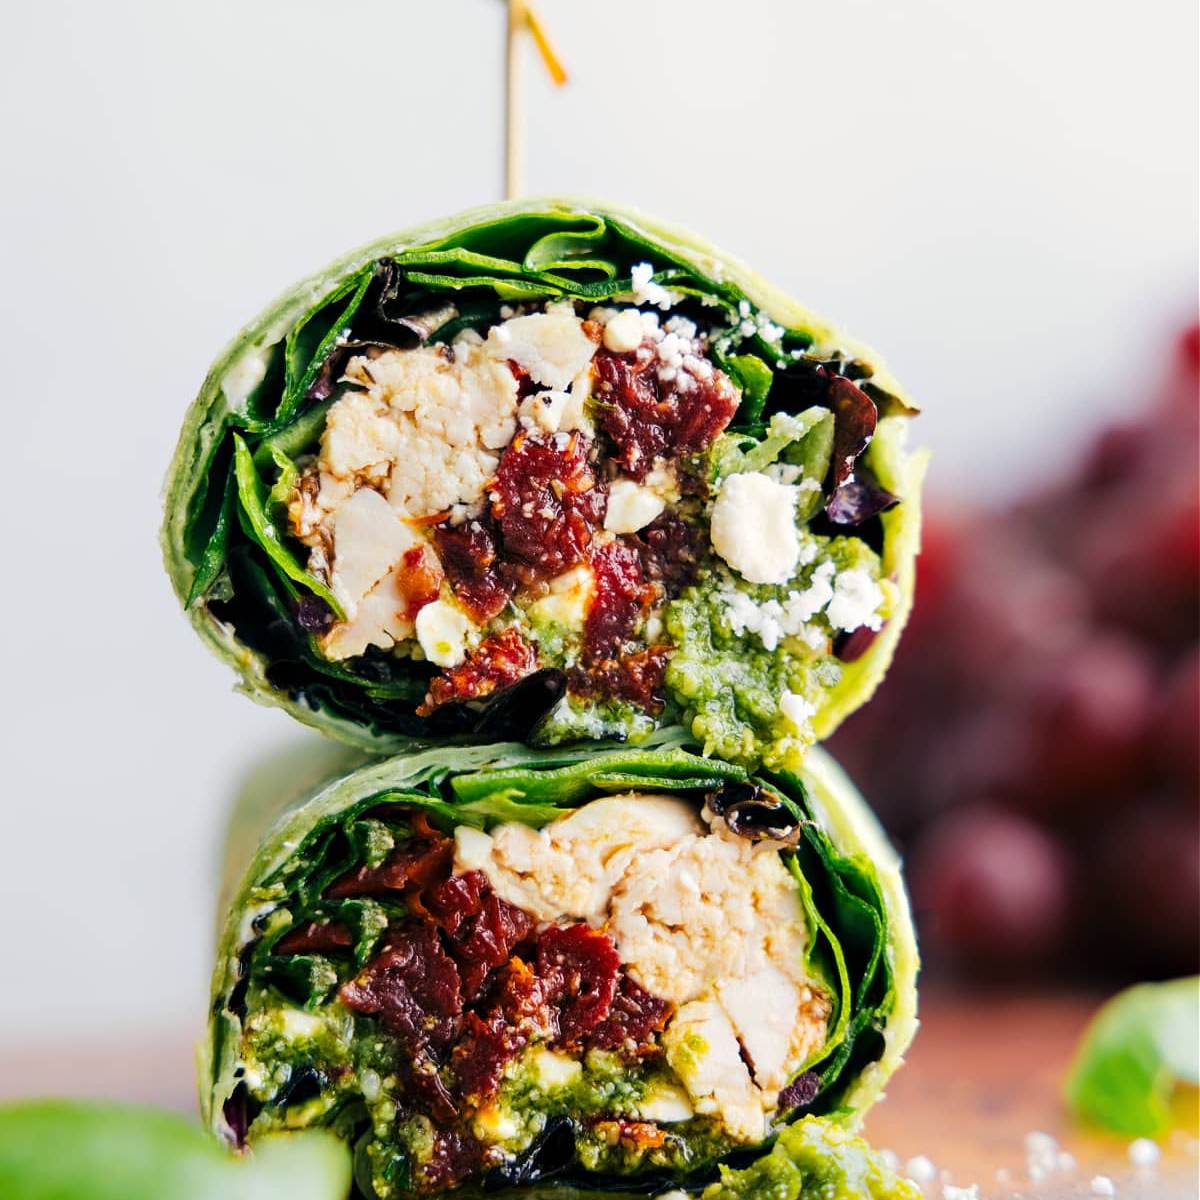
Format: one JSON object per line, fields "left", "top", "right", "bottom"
{"left": 910, "top": 807, "right": 1073, "bottom": 977}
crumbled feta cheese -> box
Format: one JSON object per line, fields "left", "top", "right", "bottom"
{"left": 629, "top": 261, "right": 677, "bottom": 309}
{"left": 1128, "top": 1138, "right": 1160, "bottom": 1167}
{"left": 518, "top": 389, "right": 570, "bottom": 434}
{"left": 1090, "top": 1177, "right": 1116, "bottom": 1197}
{"left": 486, "top": 310, "right": 598, "bottom": 390}
{"left": 530, "top": 1049, "right": 582, "bottom": 1090}
{"left": 605, "top": 478, "right": 666, "bottom": 533}
{"left": 825, "top": 567, "right": 885, "bottom": 632}
{"left": 780, "top": 690, "right": 816, "bottom": 732}
{"left": 414, "top": 599, "right": 474, "bottom": 667}
{"left": 710, "top": 473, "right": 801, "bottom": 585}
{"left": 528, "top": 565, "right": 595, "bottom": 630}
{"left": 941, "top": 1186, "right": 979, "bottom": 1200}
{"left": 602, "top": 308, "right": 645, "bottom": 353}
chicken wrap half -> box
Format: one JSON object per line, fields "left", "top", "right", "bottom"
{"left": 163, "top": 200, "right": 924, "bottom": 769}
{"left": 203, "top": 735, "right": 918, "bottom": 1197}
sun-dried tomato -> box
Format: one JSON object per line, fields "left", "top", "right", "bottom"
{"left": 492, "top": 431, "right": 606, "bottom": 581}
{"left": 587, "top": 974, "right": 673, "bottom": 1058}
{"left": 452, "top": 1011, "right": 525, "bottom": 1103}
{"left": 396, "top": 544, "right": 444, "bottom": 619}
{"left": 536, "top": 924, "right": 620, "bottom": 1047}
{"left": 633, "top": 512, "right": 707, "bottom": 595}
{"left": 582, "top": 539, "right": 659, "bottom": 664}
{"left": 339, "top": 922, "right": 463, "bottom": 1051}
{"left": 325, "top": 836, "right": 453, "bottom": 899}
{"left": 570, "top": 645, "right": 670, "bottom": 713}
{"left": 594, "top": 1119, "right": 668, "bottom": 1150}
{"left": 507, "top": 359, "right": 539, "bottom": 400}
{"left": 273, "top": 921, "right": 354, "bottom": 956}
{"left": 422, "top": 870, "right": 489, "bottom": 936}
{"left": 454, "top": 893, "right": 535, "bottom": 1001}
{"left": 422, "top": 1127, "right": 485, "bottom": 1191}
{"left": 424, "top": 870, "right": 535, "bottom": 1000}
{"left": 433, "top": 518, "right": 514, "bottom": 624}
{"left": 419, "top": 627, "right": 538, "bottom": 715}
{"left": 593, "top": 348, "right": 738, "bottom": 480}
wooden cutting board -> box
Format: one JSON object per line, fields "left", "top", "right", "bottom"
{"left": 866, "top": 989, "right": 1199, "bottom": 1198}
{"left": 1, "top": 990, "right": 1195, "bottom": 1198}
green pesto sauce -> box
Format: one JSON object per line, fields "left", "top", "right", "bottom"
{"left": 664, "top": 534, "right": 888, "bottom": 770}
{"left": 701, "top": 1117, "right": 920, "bottom": 1200}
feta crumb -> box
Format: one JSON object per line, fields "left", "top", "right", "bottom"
{"left": 710, "top": 473, "right": 801, "bottom": 585}
{"left": 518, "top": 389, "right": 570, "bottom": 434}
{"left": 485, "top": 310, "right": 597, "bottom": 390}
{"left": 1128, "top": 1138, "right": 1160, "bottom": 1167}
{"left": 905, "top": 1155, "right": 937, "bottom": 1185}
{"left": 629, "top": 261, "right": 677, "bottom": 309}
{"left": 605, "top": 478, "right": 666, "bottom": 534}
{"left": 780, "top": 690, "right": 816, "bottom": 732}
{"left": 602, "top": 308, "right": 645, "bottom": 353}
{"left": 825, "top": 567, "right": 885, "bottom": 632}
{"left": 1090, "top": 1176, "right": 1117, "bottom": 1197}
{"left": 415, "top": 600, "right": 474, "bottom": 667}
{"left": 941, "top": 1186, "right": 979, "bottom": 1200}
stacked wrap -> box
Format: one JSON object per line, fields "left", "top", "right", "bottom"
{"left": 203, "top": 737, "right": 917, "bottom": 1198}
{"left": 164, "top": 200, "right": 926, "bottom": 1197}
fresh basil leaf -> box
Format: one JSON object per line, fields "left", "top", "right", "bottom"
{"left": 1066, "top": 977, "right": 1200, "bottom": 1137}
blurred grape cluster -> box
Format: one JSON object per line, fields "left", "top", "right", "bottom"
{"left": 831, "top": 325, "right": 1199, "bottom": 982}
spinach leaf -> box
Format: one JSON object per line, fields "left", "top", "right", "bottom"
{"left": 450, "top": 748, "right": 746, "bottom": 806}
{"left": 187, "top": 468, "right": 236, "bottom": 608}
{"left": 276, "top": 267, "right": 374, "bottom": 429}
{"left": 232, "top": 435, "right": 344, "bottom": 617}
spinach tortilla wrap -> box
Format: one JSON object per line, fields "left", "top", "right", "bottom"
{"left": 163, "top": 200, "right": 925, "bottom": 769}
{"left": 203, "top": 735, "right": 918, "bottom": 1197}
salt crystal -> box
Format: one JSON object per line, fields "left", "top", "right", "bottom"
{"left": 905, "top": 1155, "right": 937, "bottom": 1185}
{"left": 1128, "top": 1138, "right": 1160, "bottom": 1168}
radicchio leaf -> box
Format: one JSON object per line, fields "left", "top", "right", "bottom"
{"left": 834, "top": 625, "right": 881, "bottom": 663}
{"left": 863, "top": 380, "right": 921, "bottom": 418}
{"left": 825, "top": 468, "right": 900, "bottom": 527}
{"left": 825, "top": 376, "right": 878, "bottom": 492}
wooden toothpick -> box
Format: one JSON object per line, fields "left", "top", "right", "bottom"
{"left": 504, "top": 0, "right": 569, "bottom": 201}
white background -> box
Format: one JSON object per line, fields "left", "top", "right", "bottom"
{"left": 0, "top": 0, "right": 1195, "bottom": 1088}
